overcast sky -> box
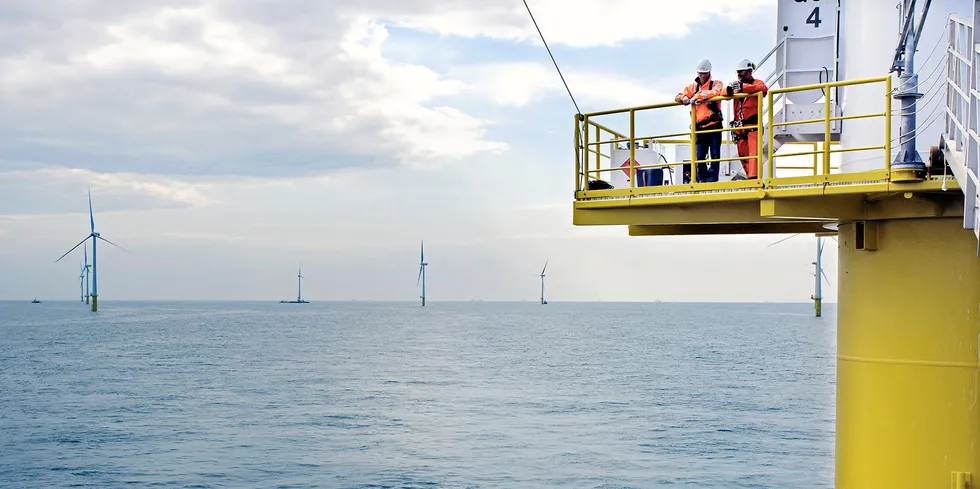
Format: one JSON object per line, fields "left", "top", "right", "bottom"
{"left": 0, "top": 1, "right": 957, "bottom": 302}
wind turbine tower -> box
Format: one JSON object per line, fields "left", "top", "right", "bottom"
{"left": 55, "top": 190, "right": 124, "bottom": 312}
{"left": 297, "top": 264, "right": 304, "bottom": 303}
{"left": 810, "top": 237, "right": 830, "bottom": 318}
{"left": 279, "top": 263, "right": 309, "bottom": 303}
{"left": 78, "top": 261, "right": 86, "bottom": 303}
{"left": 84, "top": 244, "right": 91, "bottom": 305}
{"left": 540, "top": 261, "right": 548, "bottom": 305}
{"left": 417, "top": 241, "right": 427, "bottom": 307}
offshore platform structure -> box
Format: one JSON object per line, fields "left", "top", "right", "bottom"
{"left": 572, "top": 0, "right": 980, "bottom": 486}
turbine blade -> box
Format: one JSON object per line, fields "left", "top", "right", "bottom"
{"left": 97, "top": 235, "right": 128, "bottom": 252}
{"left": 88, "top": 188, "right": 95, "bottom": 233}
{"left": 541, "top": 260, "right": 548, "bottom": 275}
{"left": 765, "top": 233, "right": 800, "bottom": 248}
{"left": 55, "top": 237, "right": 89, "bottom": 263}
{"left": 420, "top": 240, "right": 424, "bottom": 263}
{"left": 822, "top": 270, "right": 831, "bottom": 286}
{"left": 417, "top": 265, "right": 424, "bottom": 286}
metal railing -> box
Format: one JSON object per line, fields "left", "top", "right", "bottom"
{"left": 576, "top": 93, "right": 763, "bottom": 194}
{"left": 574, "top": 76, "right": 893, "bottom": 198}
{"left": 766, "top": 76, "right": 892, "bottom": 180}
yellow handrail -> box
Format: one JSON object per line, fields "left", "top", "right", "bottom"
{"left": 577, "top": 76, "right": 892, "bottom": 193}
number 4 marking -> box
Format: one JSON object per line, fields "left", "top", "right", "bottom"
{"left": 806, "top": 7, "right": 822, "bottom": 28}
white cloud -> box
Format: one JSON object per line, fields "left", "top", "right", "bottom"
{"left": 458, "top": 62, "right": 672, "bottom": 109}
{"left": 0, "top": 2, "right": 509, "bottom": 177}
{"left": 0, "top": 166, "right": 212, "bottom": 215}
{"left": 382, "top": 0, "right": 776, "bottom": 47}
{"left": 336, "top": 19, "right": 508, "bottom": 163}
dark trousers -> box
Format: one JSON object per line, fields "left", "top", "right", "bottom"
{"left": 695, "top": 130, "right": 722, "bottom": 183}
{"left": 682, "top": 130, "right": 722, "bottom": 184}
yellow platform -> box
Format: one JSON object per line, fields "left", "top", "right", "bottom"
{"left": 572, "top": 76, "right": 960, "bottom": 235}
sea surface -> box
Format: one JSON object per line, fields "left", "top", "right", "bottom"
{"left": 0, "top": 301, "right": 836, "bottom": 488}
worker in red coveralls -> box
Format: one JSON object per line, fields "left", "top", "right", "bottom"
{"left": 725, "top": 59, "right": 768, "bottom": 179}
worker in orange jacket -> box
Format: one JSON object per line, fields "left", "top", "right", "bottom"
{"left": 676, "top": 59, "right": 724, "bottom": 183}
{"left": 725, "top": 59, "right": 768, "bottom": 179}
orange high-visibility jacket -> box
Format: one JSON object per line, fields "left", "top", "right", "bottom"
{"left": 731, "top": 78, "right": 769, "bottom": 126}
{"left": 676, "top": 77, "right": 724, "bottom": 128}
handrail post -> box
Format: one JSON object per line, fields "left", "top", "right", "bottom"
{"left": 629, "top": 109, "right": 636, "bottom": 189}
{"left": 756, "top": 91, "right": 764, "bottom": 182}
{"left": 574, "top": 114, "right": 582, "bottom": 193}
{"left": 767, "top": 92, "right": 775, "bottom": 179}
{"left": 885, "top": 76, "right": 892, "bottom": 174}
{"left": 812, "top": 142, "right": 819, "bottom": 175}
{"left": 690, "top": 106, "right": 698, "bottom": 184}
{"left": 583, "top": 116, "right": 590, "bottom": 187}
{"left": 823, "top": 87, "right": 831, "bottom": 175}
{"left": 597, "top": 126, "right": 603, "bottom": 179}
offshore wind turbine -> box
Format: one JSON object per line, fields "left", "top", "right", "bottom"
{"left": 78, "top": 261, "right": 86, "bottom": 303}
{"left": 298, "top": 264, "right": 304, "bottom": 303}
{"left": 540, "top": 261, "right": 548, "bottom": 305}
{"left": 766, "top": 233, "right": 834, "bottom": 317}
{"left": 279, "top": 263, "right": 309, "bottom": 303}
{"left": 417, "top": 241, "right": 427, "bottom": 307}
{"left": 55, "top": 190, "right": 125, "bottom": 312}
{"left": 810, "top": 237, "right": 830, "bottom": 318}
{"left": 83, "top": 244, "right": 91, "bottom": 304}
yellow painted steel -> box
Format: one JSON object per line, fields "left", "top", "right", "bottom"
{"left": 813, "top": 297, "right": 821, "bottom": 317}
{"left": 629, "top": 109, "right": 636, "bottom": 188}
{"left": 837, "top": 217, "right": 980, "bottom": 488}
{"left": 690, "top": 107, "right": 697, "bottom": 183}
{"left": 574, "top": 115, "right": 581, "bottom": 193}
{"left": 91, "top": 294, "right": 98, "bottom": 312}
{"left": 577, "top": 76, "right": 892, "bottom": 202}
{"left": 767, "top": 93, "right": 775, "bottom": 179}
{"left": 884, "top": 76, "right": 892, "bottom": 174}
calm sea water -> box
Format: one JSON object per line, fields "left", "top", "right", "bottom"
{"left": 0, "top": 301, "right": 836, "bottom": 488}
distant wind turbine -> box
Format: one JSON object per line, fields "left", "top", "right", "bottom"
{"left": 84, "top": 244, "right": 91, "bottom": 305}
{"left": 55, "top": 190, "right": 125, "bottom": 312}
{"left": 417, "top": 241, "right": 427, "bottom": 307}
{"left": 540, "top": 261, "right": 548, "bottom": 305}
{"left": 280, "top": 263, "right": 309, "bottom": 303}
{"left": 78, "top": 261, "right": 86, "bottom": 303}
{"left": 298, "top": 265, "right": 304, "bottom": 303}
{"left": 767, "top": 233, "right": 834, "bottom": 317}
{"left": 811, "top": 237, "right": 831, "bottom": 318}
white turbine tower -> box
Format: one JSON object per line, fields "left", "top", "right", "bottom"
{"left": 78, "top": 261, "right": 86, "bottom": 303}
{"left": 280, "top": 263, "right": 309, "bottom": 303}
{"left": 811, "top": 237, "right": 831, "bottom": 318}
{"left": 540, "top": 261, "right": 548, "bottom": 305}
{"left": 55, "top": 190, "right": 125, "bottom": 312}
{"left": 417, "top": 241, "right": 427, "bottom": 307}
{"left": 766, "top": 233, "right": 833, "bottom": 317}
{"left": 84, "top": 243, "right": 91, "bottom": 305}
{"left": 295, "top": 264, "right": 309, "bottom": 303}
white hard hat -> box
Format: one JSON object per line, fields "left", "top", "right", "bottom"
{"left": 736, "top": 59, "right": 756, "bottom": 71}
{"left": 696, "top": 59, "right": 712, "bottom": 73}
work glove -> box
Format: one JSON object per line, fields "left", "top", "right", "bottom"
{"left": 726, "top": 81, "right": 741, "bottom": 97}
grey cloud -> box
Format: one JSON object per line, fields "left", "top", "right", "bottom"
{"left": 0, "top": 0, "right": 505, "bottom": 178}
{"left": 0, "top": 165, "right": 209, "bottom": 215}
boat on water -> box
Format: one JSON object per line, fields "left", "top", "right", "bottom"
{"left": 31, "top": 298, "right": 41, "bottom": 304}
